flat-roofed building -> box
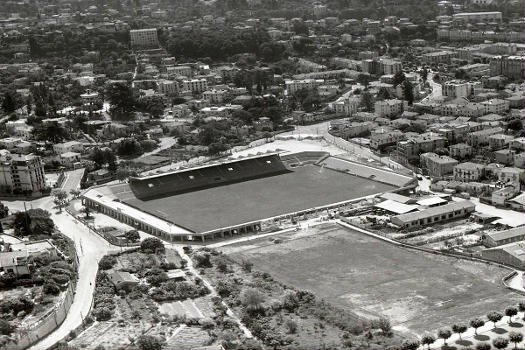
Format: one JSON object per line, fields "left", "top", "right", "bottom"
{"left": 391, "top": 200, "right": 475, "bottom": 229}
{"left": 453, "top": 11, "right": 502, "bottom": 23}
{"left": 481, "top": 242, "right": 525, "bottom": 269}
{"left": 490, "top": 55, "right": 525, "bottom": 80}
{"left": 130, "top": 28, "right": 159, "bottom": 49}
{"left": 454, "top": 162, "right": 485, "bottom": 181}
{"left": 420, "top": 152, "right": 458, "bottom": 178}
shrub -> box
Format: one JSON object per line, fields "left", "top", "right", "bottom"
{"left": 137, "top": 335, "right": 163, "bottom": 350}
{"left": 476, "top": 343, "right": 491, "bottom": 350}
{"left": 199, "top": 318, "right": 215, "bottom": 330}
{"left": 241, "top": 260, "right": 253, "bottom": 272}
{"left": 140, "top": 238, "right": 165, "bottom": 254}
{"left": 98, "top": 256, "right": 117, "bottom": 270}
{"left": 402, "top": 339, "right": 420, "bottom": 350}
{"left": 43, "top": 282, "right": 60, "bottom": 295}
{"left": 215, "top": 256, "right": 230, "bottom": 272}
{"left": 193, "top": 252, "right": 212, "bottom": 268}
{"left": 284, "top": 319, "right": 297, "bottom": 334}
{"left": 145, "top": 268, "right": 168, "bottom": 287}
{"left": 376, "top": 317, "right": 392, "bottom": 336}
{"left": 51, "top": 274, "right": 70, "bottom": 285}
{"left": 492, "top": 337, "right": 508, "bottom": 350}
{"left": 124, "top": 230, "right": 140, "bottom": 242}
{"left": 0, "top": 319, "right": 16, "bottom": 335}
{"left": 281, "top": 290, "right": 299, "bottom": 312}
{"left": 93, "top": 307, "right": 112, "bottom": 321}
{"left": 240, "top": 288, "right": 265, "bottom": 313}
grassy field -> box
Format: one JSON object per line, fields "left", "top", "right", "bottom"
{"left": 225, "top": 223, "right": 522, "bottom": 336}
{"left": 118, "top": 164, "right": 395, "bottom": 233}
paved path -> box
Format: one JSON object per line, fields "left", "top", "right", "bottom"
{"left": 6, "top": 169, "right": 124, "bottom": 350}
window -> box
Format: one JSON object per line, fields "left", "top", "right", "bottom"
{"left": 227, "top": 167, "right": 233, "bottom": 171}
{"left": 188, "top": 175, "right": 194, "bottom": 179}
{"left": 266, "top": 160, "right": 272, "bottom": 164}
{"left": 148, "top": 183, "right": 154, "bottom": 188}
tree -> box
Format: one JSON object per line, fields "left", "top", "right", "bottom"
{"left": 32, "top": 122, "right": 68, "bottom": 143}
{"left": 69, "top": 189, "right": 81, "bottom": 198}
{"left": 509, "top": 332, "right": 523, "bottom": 349}
{"left": 106, "top": 82, "right": 136, "bottom": 121}
{"left": 470, "top": 318, "right": 485, "bottom": 335}
{"left": 53, "top": 190, "right": 68, "bottom": 212}
{"left": 13, "top": 209, "right": 54, "bottom": 236}
{"left": 508, "top": 119, "right": 522, "bottom": 131}
{"left": 357, "top": 74, "right": 371, "bottom": 88}
{"left": 284, "top": 319, "right": 297, "bottom": 334}
{"left": 2, "top": 92, "right": 16, "bottom": 114}
{"left": 137, "top": 335, "right": 163, "bottom": 350}
{"left": 140, "top": 237, "right": 165, "bottom": 254}
{"left": 421, "top": 334, "right": 435, "bottom": 349}
{"left": 208, "top": 142, "right": 228, "bottom": 156}
{"left": 452, "top": 324, "right": 467, "bottom": 340}
{"left": 487, "top": 311, "right": 503, "bottom": 329}
{"left": 492, "top": 337, "right": 509, "bottom": 350}
{"left": 81, "top": 206, "right": 91, "bottom": 219}
{"left": 377, "top": 87, "right": 391, "bottom": 100}
{"left": 125, "top": 229, "right": 140, "bottom": 242}
{"left": 0, "top": 202, "right": 9, "bottom": 219}
{"left": 98, "top": 255, "right": 117, "bottom": 270}
{"left": 116, "top": 169, "right": 131, "bottom": 182}
{"left": 361, "top": 91, "right": 374, "bottom": 112}
{"left": 402, "top": 80, "right": 414, "bottom": 105}
{"left": 505, "top": 306, "right": 518, "bottom": 323}
{"left": 519, "top": 302, "right": 525, "bottom": 320}
{"left": 392, "top": 71, "right": 406, "bottom": 87}
{"left": 0, "top": 319, "right": 16, "bottom": 336}
{"left": 437, "top": 329, "right": 452, "bottom": 345}
{"left": 419, "top": 68, "right": 429, "bottom": 83}
{"left": 402, "top": 339, "right": 420, "bottom": 350}
{"left": 240, "top": 288, "right": 265, "bottom": 313}
{"left": 476, "top": 343, "right": 491, "bottom": 350}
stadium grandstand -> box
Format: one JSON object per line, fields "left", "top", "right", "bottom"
{"left": 82, "top": 152, "right": 415, "bottom": 242}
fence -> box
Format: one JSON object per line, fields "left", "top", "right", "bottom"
{"left": 0, "top": 245, "right": 79, "bottom": 350}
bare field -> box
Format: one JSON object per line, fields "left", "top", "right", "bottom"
{"left": 225, "top": 223, "right": 521, "bottom": 335}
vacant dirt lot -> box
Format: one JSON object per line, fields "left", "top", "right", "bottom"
{"left": 225, "top": 223, "right": 521, "bottom": 336}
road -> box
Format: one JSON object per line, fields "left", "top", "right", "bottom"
{"left": 420, "top": 71, "right": 442, "bottom": 103}
{"left": 141, "top": 136, "right": 178, "bottom": 158}
{"left": 5, "top": 169, "right": 122, "bottom": 350}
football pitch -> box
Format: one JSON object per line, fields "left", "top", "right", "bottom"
{"left": 226, "top": 223, "right": 521, "bottom": 335}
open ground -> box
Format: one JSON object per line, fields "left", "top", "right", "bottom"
{"left": 223, "top": 223, "right": 522, "bottom": 336}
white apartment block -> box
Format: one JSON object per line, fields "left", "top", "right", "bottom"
{"left": 329, "top": 96, "right": 360, "bottom": 116}
{"left": 285, "top": 79, "right": 321, "bottom": 94}
{"left": 203, "top": 89, "right": 228, "bottom": 104}
{"left": 52, "top": 141, "right": 84, "bottom": 155}
{"left": 0, "top": 151, "right": 46, "bottom": 194}
{"left": 130, "top": 28, "right": 159, "bottom": 48}
{"left": 421, "top": 51, "right": 456, "bottom": 64}
{"left": 374, "top": 99, "right": 406, "bottom": 118}
{"left": 167, "top": 65, "right": 192, "bottom": 78}
{"left": 379, "top": 59, "right": 402, "bottom": 75}
{"left": 182, "top": 79, "right": 208, "bottom": 93}
{"left": 157, "top": 80, "right": 179, "bottom": 95}
{"left": 442, "top": 80, "right": 480, "bottom": 98}
{"left": 453, "top": 11, "right": 502, "bottom": 23}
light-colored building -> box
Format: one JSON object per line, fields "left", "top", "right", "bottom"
{"left": 453, "top": 162, "right": 485, "bottom": 181}
{"left": 329, "top": 96, "right": 360, "bottom": 116}
{"left": 0, "top": 151, "right": 46, "bottom": 195}
{"left": 442, "top": 80, "right": 480, "bottom": 98}
{"left": 396, "top": 133, "right": 447, "bottom": 161}
{"left": 481, "top": 242, "right": 525, "bottom": 269}
{"left": 52, "top": 141, "right": 84, "bottom": 155}
{"left": 420, "top": 152, "right": 458, "bottom": 178}
{"left": 130, "top": 28, "right": 159, "bottom": 48}
{"left": 157, "top": 80, "right": 179, "bottom": 95}
{"left": 374, "top": 99, "right": 405, "bottom": 118}
{"left": 497, "top": 167, "right": 524, "bottom": 187}
{"left": 391, "top": 200, "right": 475, "bottom": 229}
{"left": 483, "top": 226, "right": 525, "bottom": 247}
{"left": 379, "top": 58, "right": 403, "bottom": 75}
{"left": 453, "top": 11, "right": 502, "bottom": 23}
{"left": 285, "top": 79, "right": 321, "bottom": 94}
{"left": 203, "top": 89, "right": 228, "bottom": 104}
{"left": 182, "top": 79, "right": 208, "bottom": 93}
{"left": 490, "top": 56, "right": 525, "bottom": 80}
{"left": 370, "top": 129, "right": 405, "bottom": 150}
{"left": 467, "top": 127, "right": 504, "bottom": 147}
{"left": 488, "top": 134, "right": 514, "bottom": 150}
{"left": 449, "top": 143, "right": 472, "bottom": 159}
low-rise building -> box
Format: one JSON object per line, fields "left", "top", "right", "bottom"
{"left": 494, "top": 149, "right": 516, "bottom": 166}
{"left": 374, "top": 99, "right": 405, "bottom": 118}
{"left": 497, "top": 167, "right": 524, "bottom": 187}
{"left": 489, "top": 134, "right": 514, "bottom": 150}
{"left": 396, "top": 133, "right": 447, "bottom": 161}
{"left": 391, "top": 200, "right": 475, "bottom": 229}
{"left": 453, "top": 162, "right": 485, "bottom": 181}
{"left": 481, "top": 242, "right": 525, "bottom": 269}
{"left": 370, "top": 129, "right": 405, "bottom": 151}
{"left": 467, "top": 127, "right": 504, "bottom": 147}
{"left": 449, "top": 143, "right": 472, "bottom": 159}
{"left": 53, "top": 141, "right": 84, "bottom": 155}
{"left": 483, "top": 226, "right": 525, "bottom": 247}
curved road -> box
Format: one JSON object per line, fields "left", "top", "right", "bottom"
{"left": 6, "top": 169, "right": 122, "bottom": 350}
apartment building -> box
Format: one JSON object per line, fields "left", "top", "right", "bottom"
{"left": 182, "top": 79, "right": 208, "bottom": 93}
{"left": 329, "top": 96, "right": 360, "bottom": 116}
{"left": 166, "top": 65, "right": 192, "bottom": 78}
{"left": 452, "top": 11, "right": 502, "bottom": 23}
{"left": 374, "top": 99, "right": 405, "bottom": 118}
{"left": 488, "top": 134, "right": 514, "bottom": 150}
{"left": 442, "top": 80, "right": 480, "bottom": 98}
{"left": 453, "top": 162, "right": 485, "bottom": 181}
{"left": 285, "top": 79, "right": 321, "bottom": 94}
{"left": 130, "top": 28, "right": 159, "bottom": 48}
{"left": 370, "top": 129, "right": 405, "bottom": 151}
{"left": 420, "top": 152, "right": 459, "bottom": 178}
{"left": 379, "top": 58, "right": 403, "bottom": 75}
{"left": 52, "top": 141, "right": 84, "bottom": 155}
{"left": 449, "top": 143, "right": 472, "bottom": 159}
{"left": 490, "top": 56, "right": 525, "bottom": 80}
{"left": 497, "top": 167, "right": 524, "bottom": 187}
{"left": 0, "top": 151, "right": 46, "bottom": 195}
{"left": 157, "top": 80, "right": 179, "bottom": 95}
{"left": 467, "top": 127, "right": 505, "bottom": 147}
{"left": 421, "top": 51, "right": 456, "bottom": 64}
{"left": 396, "top": 133, "right": 447, "bottom": 161}
{"left": 202, "top": 89, "right": 229, "bottom": 104}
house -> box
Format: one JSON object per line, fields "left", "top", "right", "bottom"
{"left": 483, "top": 226, "right": 525, "bottom": 247}
{"left": 108, "top": 270, "right": 139, "bottom": 290}
{"left": 494, "top": 149, "right": 516, "bottom": 166}
{"left": 497, "top": 167, "right": 524, "bottom": 187}
{"left": 467, "top": 127, "right": 504, "bottom": 147}
{"left": 0, "top": 251, "right": 30, "bottom": 276}
{"left": 514, "top": 152, "right": 525, "bottom": 169}
{"left": 488, "top": 134, "right": 514, "bottom": 150}
{"left": 491, "top": 186, "right": 519, "bottom": 206}
{"left": 391, "top": 200, "right": 475, "bottom": 229}
{"left": 56, "top": 152, "right": 82, "bottom": 167}
{"left": 508, "top": 192, "right": 525, "bottom": 211}
{"left": 510, "top": 137, "right": 525, "bottom": 152}
{"left": 454, "top": 162, "right": 485, "bottom": 181}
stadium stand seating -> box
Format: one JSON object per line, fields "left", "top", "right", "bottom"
{"left": 129, "top": 154, "right": 290, "bottom": 199}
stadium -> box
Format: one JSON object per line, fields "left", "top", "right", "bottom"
{"left": 82, "top": 151, "right": 416, "bottom": 242}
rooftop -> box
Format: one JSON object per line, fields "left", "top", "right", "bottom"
{"left": 392, "top": 200, "right": 475, "bottom": 224}
{"left": 485, "top": 226, "right": 525, "bottom": 242}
